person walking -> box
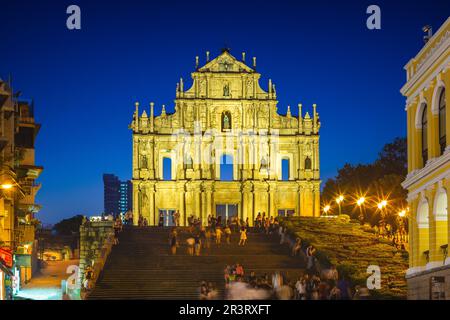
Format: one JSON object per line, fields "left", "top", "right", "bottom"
{"left": 238, "top": 227, "right": 247, "bottom": 246}
{"left": 224, "top": 225, "right": 232, "bottom": 244}
{"left": 217, "top": 215, "right": 222, "bottom": 227}
{"left": 170, "top": 230, "right": 178, "bottom": 255}
{"left": 255, "top": 212, "right": 261, "bottom": 228}
{"left": 295, "top": 276, "right": 306, "bottom": 300}
{"left": 174, "top": 210, "right": 180, "bottom": 226}
{"left": 306, "top": 245, "right": 316, "bottom": 272}
{"left": 205, "top": 227, "right": 211, "bottom": 249}
{"left": 199, "top": 227, "right": 207, "bottom": 248}
{"left": 215, "top": 227, "right": 223, "bottom": 246}
{"left": 194, "top": 234, "right": 201, "bottom": 256}
{"left": 291, "top": 238, "right": 302, "bottom": 256}
{"left": 186, "top": 236, "right": 195, "bottom": 256}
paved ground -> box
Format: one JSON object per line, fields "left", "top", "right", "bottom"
{"left": 15, "top": 259, "right": 79, "bottom": 300}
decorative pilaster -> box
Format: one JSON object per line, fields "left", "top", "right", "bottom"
{"left": 148, "top": 182, "right": 156, "bottom": 226}
{"left": 408, "top": 196, "right": 420, "bottom": 269}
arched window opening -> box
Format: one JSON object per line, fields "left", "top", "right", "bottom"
{"left": 439, "top": 88, "right": 446, "bottom": 155}
{"left": 220, "top": 154, "right": 233, "bottom": 181}
{"left": 281, "top": 158, "right": 290, "bottom": 181}
{"left": 434, "top": 190, "right": 448, "bottom": 258}
{"left": 422, "top": 105, "right": 428, "bottom": 166}
{"left": 305, "top": 156, "right": 312, "bottom": 170}
{"left": 417, "top": 200, "right": 430, "bottom": 266}
{"left": 162, "top": 157, "right": 172, "bottom": 180}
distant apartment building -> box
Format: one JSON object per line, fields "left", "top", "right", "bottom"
{"left": 103, "top": 174, "right": 132, "bottom": 217}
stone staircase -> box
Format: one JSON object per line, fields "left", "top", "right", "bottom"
{"left": 87, "top": 226, "right": 305, "bottom": 300}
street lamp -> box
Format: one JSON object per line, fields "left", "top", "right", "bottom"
{"left": 356, "top": 197, "right": 365, "bottom": 224}
{"left": 336, "top": 195, "right": 344, "bottom": 215}
{"left": 377, "top": 200, "right": 387, "bottom": 210}
{"left": 356, "top": 197, "right": 365, "bottom": 206}
{"left": 323, "top": 205, "right": 331, "bottom": 216}
{"left": 1, "top": 183, "right": 13, "bottom": 190}
{"left": 377, "top": 199, "right": 388, "bottom": 234}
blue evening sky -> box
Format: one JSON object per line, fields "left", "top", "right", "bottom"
{"left": 1, "top": 0, "right": 449, "bottom": 223}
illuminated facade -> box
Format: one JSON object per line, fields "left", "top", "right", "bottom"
{"left": 401, "top": 18, "right": 450, "bottom": 299}
{"left": 0, "top": 79, "right": 43, "bottom": 299}
{"left": 130, "top": 50, "right": 321, "bottom": 226}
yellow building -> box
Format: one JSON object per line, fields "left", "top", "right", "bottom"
{"left": 401, "top": 18, "right": 450, "bottom": 299}
{"left": 130, "top": 50, "right": 321, "bottom": 226}
{"left": 0, "top": 79, "right": 42, "bottom": 298}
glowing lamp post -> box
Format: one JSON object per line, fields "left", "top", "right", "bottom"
{"left": 377, "top": 200, "right": 388, "bottom": 230}
{"left": 356, "top": 197, "right": 365, "bottom": 224}
{"left": 335, "top": 195, "right": 344, "bottom": 215}
{"left": 323, "top": 205, "right": 331, "bottom": 216}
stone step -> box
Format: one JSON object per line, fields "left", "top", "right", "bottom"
{"left": 88, "top": 226, "right": 304, "bottom": 300}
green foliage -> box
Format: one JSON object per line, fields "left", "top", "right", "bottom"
{"left": 53, "top": 215, "right": 84, "bottom": 235}
{"left": 282, "top": 217, "right": 408, "bottom": 299}
{"left": 337, "top": 214, "right": 351, "bottom": 223}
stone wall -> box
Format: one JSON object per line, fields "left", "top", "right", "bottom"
{"left": 78, "top": 220, "right": 115, "bottom": 294}
{"left": 407, "top": 265, "right": 450, "bottom": 300}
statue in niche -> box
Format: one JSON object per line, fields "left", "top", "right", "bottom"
{"left": 223, "top": 83, "right": 230, "bottom": 97}
{"left": 260, "top": 156, "right": 268, "bottom": 170}
{"left": 305, "top": 156, "right": 312, "bottom": 170}
{"left": 185, "top": 155, "right": 193, "bottom": 170}
{"left": 222, "top": 111, "right": 231, "bottom": 131}
{"left": 141, "top": 154, "right": 148, "bottom": 169}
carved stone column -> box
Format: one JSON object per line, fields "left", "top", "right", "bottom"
{"left": 269, "top": 182, "right": 276, "bottom": 217}
{"left": 132, "top": 181, "right": 139, "bottom": 226}
{"left": 177, "top": 182, "right": 186, "bottom": 226}
{"left": 148, "top": 182, "right": 156, "bottom": 226}
{"left": 148, "top": 139, "right": 155, "bottom": 179}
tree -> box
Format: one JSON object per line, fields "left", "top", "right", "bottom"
{"left": 53, "top": 215, "right": 84, "bottom": 235}
{"left": 321, "top": 137, "right": 407, "bottom": 227}
{"left": 375, "top": 137, "right": 407, "bottom": 177}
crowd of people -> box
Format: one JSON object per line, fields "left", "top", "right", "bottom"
{"left": 168, "top": 214, "right": 255, "bottom": 256}
{"left": 213, "top": 221, "right": 372, "bottom": 300}
{"left": 115, "top": 211, "right": 373, "bottom": 300}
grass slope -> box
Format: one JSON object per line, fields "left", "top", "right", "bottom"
{"left": 281, "top": 216, "right": 408, "bottom": 299}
